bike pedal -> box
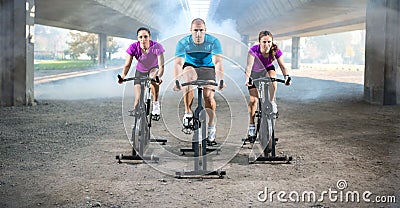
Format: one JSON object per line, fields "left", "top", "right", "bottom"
{"left": 207, "top": 140, "right": 218, "bottom": 146}
{"left": 129, "top": 111, "right": 139, "bottom": 117}
{"left": 248, "top": 136, "right": 256, "bottom": 144}
{"left": 151, "top": 114, "right": 160, "bottom": 121}
{"left": 181, "top": 127, "right": 193, "bottom": 135}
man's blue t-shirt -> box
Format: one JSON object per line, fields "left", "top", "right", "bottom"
{"left": 175, "top": 34, "right": 222, "bottom": 67}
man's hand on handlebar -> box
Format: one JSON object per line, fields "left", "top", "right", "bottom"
{"left": 173, "top": 80, "right": 182, "bottom": 91}
{"left": 218, "top": 80, "right": 226, "bottom": 91}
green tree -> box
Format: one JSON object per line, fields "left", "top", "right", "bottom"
{"left": 66, "top": 32, "right": 98, "bottom": 62}
{"left": 306, "top": 36, "right": 332, "bottom": 60}
{"left": 66, "top": 33, "right": 121, "bottom": 62}
{"left": 84, "top": 34, "right": 98, "bottom": 63}
{"left": 66, "top": 32, "right": 86, "bottom": 59}
{"left": 107, "top": 37, "right": 120, "bottom": 60}
{"left": 306, "top": 32, "right": 353, "bottom": 63}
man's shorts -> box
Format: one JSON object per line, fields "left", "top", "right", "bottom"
{"left": 183, "top": 62, "right": 216, "bottom": 81}
{"left": 248, "top": 65, "right": 275, "bottom": 90}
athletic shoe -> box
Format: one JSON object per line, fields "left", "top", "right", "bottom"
{"left": 271, "top": 101, "right": 278, "bottom": 114}
{"left": 128, "top": 108, "right": 136, "bottom": 117}
{"left": 207, "top": 126, "right": 216, "bottom": 142}
{"left": 248, "top": 125, "right": 256, "bottom": 137}
{"left": 182, "top": 113, "right": 193, "bottom": 128}
{"left": 152, "top": 101, "right": 160, "bottom": 115}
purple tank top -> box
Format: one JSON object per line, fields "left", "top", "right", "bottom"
{"left": 249, "top": 44, "right": 282, "bottom": 72}
{"left": 126, "top": 40, "right": 165, "bottom": 73}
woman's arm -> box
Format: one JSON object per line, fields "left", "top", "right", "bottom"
{"left": 157, "top": 53, "right": 165, "bottom": 78}
{"left": 121, "top": 55, "right": 133, "bottom": 78}
{"left": 276, "top": 55, "right": 291, "bottom": 85}
{"left": 276, "top": 56, "right": 289, "bottom": 76}
{"left": 245, "top": 53, "right": 255, "bottom": 85}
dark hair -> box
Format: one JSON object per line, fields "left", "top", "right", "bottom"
{"left": 191, "top": 18, "right": 206, "bottom": 26}
{"left": 258, "top": 31, "right": 273, "bottom": 42}
{"left": 258, "top": 30, "right": 278, "bottom": 61}
{"left": 137, "top": 27, "right": 151, "bottom": 36}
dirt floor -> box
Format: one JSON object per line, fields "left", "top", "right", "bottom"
{"left": 1, "top": 68, "right": 399, "bottom": 208}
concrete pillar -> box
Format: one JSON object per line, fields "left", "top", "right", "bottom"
{"left": 364, "top": 0, "right": 400, "bottom": 105}
{"left": 241, "top": 35, "right": 249, "bottom": 46}
{"left": 152, "top": 32, "right": 159, "bottom": 41}
{"left": 291, "top": 36, "right": 300, "bottom": 69}
{"left": 98, "top": 33, "right": 107, "bottom": 67}
{"left": 0, "top": 0, "right": 35, "bottom": 106}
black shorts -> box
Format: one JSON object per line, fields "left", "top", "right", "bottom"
{"left": 248, "top": 65, "right": 275, "bottom": 90}
{"left": 183, "top": 62, "right": 216, "bottom": 81}
{"left": 134, "top": 66, "right": 158, "bottom": 85}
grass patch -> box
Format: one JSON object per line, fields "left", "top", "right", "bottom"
{"left": 34, "top": 60, "right": 97, "bottom": 70}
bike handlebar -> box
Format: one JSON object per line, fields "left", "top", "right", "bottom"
{"left": 118, "top": 74, "right": 159, "bottom": 83}
{"left": 249, "top": 77, "right": 285, "bottom": 85}
{"left": 181, "top": 80, "right": 218, "bottom": 87}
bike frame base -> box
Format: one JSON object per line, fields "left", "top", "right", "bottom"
{"left": 150, "top": 138, "right": 167, "bottom": 145}
{"left": 175, "top": 169, "right": 226, "bottom": 179}
{"left": 116, "top": 138, "right": 166, "bottom": 163}
{"left": 253, "top": 155, "right": 292, "bottom": 163}
{"left": 180, "top": 146, "right": 221, "bottom": 155}
{"left": 116, "top": 153, "right": 159, "bottom": 163}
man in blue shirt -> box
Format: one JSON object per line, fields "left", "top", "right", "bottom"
{"left": 173, "top": 18, "right": 225, "bottom": 145}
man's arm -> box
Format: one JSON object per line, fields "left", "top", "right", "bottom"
{"left": 212, "top": 54, "right": 225, "bottom": 90}
{"left": 174, "top": 57, "right": 185, "bottom": 81}
{"left": 173, "top": 56, "right": 185, "bottom": 91}
{"left": 212, "top": 54, "right": 224, "bottom": 81}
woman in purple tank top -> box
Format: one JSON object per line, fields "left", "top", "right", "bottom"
{"left": 118, "top": 27, "right": 165, "bottom": 117}
{"left": 244, "top": 31, "right": 292, "bottom": 137}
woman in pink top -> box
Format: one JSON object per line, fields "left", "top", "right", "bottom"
{"left": 245, "top": 31, "right": 291, "bottom": 137}
{"left": 118, "top": 27, "right": 165, "bottom": 117}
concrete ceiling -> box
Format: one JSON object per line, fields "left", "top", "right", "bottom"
{"left": 209, "top": 0, "right": 367, "bottom": 40}
{"left": 35, "top": 0, "right": 367, "bottom": 41}
{"left": 35, "top": 0, "right": 185, "bottom": 39}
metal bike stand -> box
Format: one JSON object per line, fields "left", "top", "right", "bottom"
{"left": 245, "top": 78, "right": 292, "bottom": 164}
{"left": 176, "top": 81, "right": 225, "bottom": 178}
{"left": 255, "top": 107, "right": 292, "bottom": 163}
{"left": 116, "top": 75, "right": 167, "bottom": 163}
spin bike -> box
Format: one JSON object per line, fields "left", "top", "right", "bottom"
{"left": 116, "top": 74, "right": 167, "bottom": 163}
{"left": 243, "top": 77, "right": 292, "bottom": 163}
{"left": 175, "top": 80, "right": 226, "bottom": 178}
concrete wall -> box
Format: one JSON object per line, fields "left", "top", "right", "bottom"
{"left": 364, "top": 0, "right": 399, "bottom": 105}
{"left": 0, "top": 0, "right": 35, "bottom": 106}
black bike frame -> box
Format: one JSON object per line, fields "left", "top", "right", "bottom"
{"left": 176, "top": 80, "right": 226, "bottom": 178}
{"left": 116, "top": 75, "right": 165, "bottom": 163}
{"left": 250, "top": 77, "right": 292, "bottom": 162}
